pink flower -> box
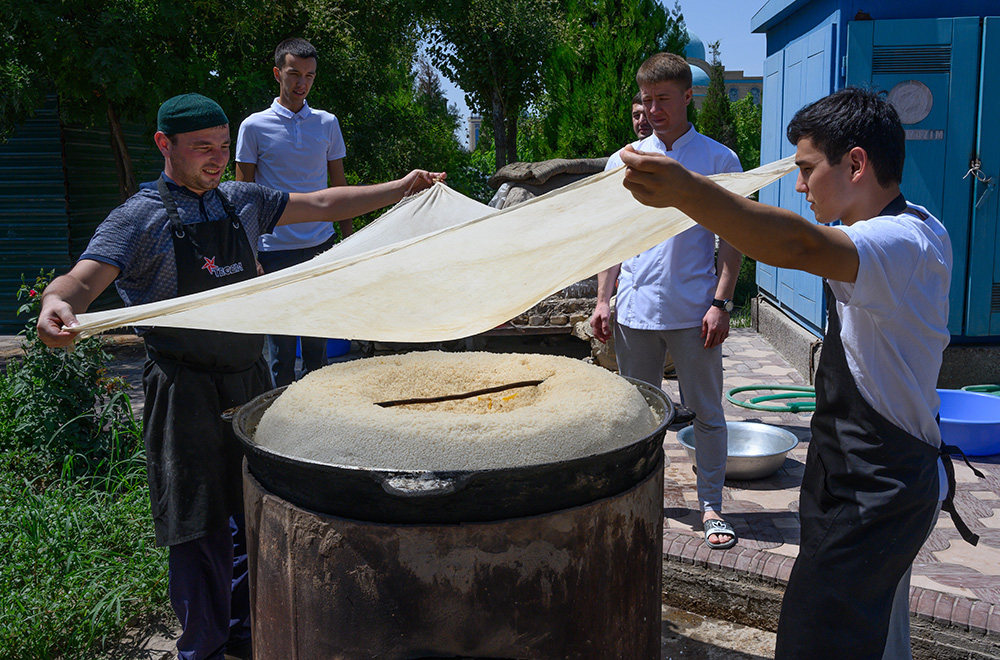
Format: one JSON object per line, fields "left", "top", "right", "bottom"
{"left": 29, "top": 289, "right": 37, "bottom": 297}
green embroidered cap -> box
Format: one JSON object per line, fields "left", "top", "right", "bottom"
{"left": 157, "top": 93, "right": 229, "bottom": 135}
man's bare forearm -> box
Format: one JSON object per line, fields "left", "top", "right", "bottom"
{"left": 621, "top": 150, "right": 859, "bottom": 282}
{"left": 596, "top": 264, "right": 621, "bottom": 307}
{"left": 714, "top": 240, "right": 741, "bottom": 300}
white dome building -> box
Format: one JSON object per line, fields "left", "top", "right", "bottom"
{"left": 684, "top": 29, "right": 762, "bottom": 110}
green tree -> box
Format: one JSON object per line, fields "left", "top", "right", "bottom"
{"left": 697, "top": 41, "right": 736, "bottom": 152}
{"left": 732, "top": 93, "right": 762, "bottom": 170}
{"left": 422, "top": 0, "right": 569, "bottom": 170}
{"left": 659, "top": 0, "right": 690, "bottom": 55}
{"left": 532, "top": 0, "right": 688, "bottom": 160}
{"left": 0, "top": 0, "right": 315, "bottom": 199}
{"left": 0, "top": 0, "right": 468, "bottom": 213}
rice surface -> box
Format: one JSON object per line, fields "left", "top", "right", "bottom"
{"left": 254, "top": 351, "right": 660, "bottom": 470}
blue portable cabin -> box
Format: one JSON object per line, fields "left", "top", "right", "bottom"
{"left": 751, "top": 1, "right": 1000, "bottom": 350}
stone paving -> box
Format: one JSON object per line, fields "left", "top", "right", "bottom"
{"left": 660, "top": 328, "right": 1000, "bottom": 637}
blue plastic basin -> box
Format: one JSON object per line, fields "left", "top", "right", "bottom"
{"left": 937, "top": 389, "right": 1000, "bottom": 456}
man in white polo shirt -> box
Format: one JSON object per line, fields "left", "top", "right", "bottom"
{"left": 591, "top": 52, "right": 743, "bottom": 550}
{"left": 236, "top": 37, "right": 351, "bottom": 387}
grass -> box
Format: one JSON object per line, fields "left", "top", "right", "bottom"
{"left": 0, "top": 419, "right": 169, "bottom": 660}
{"left": 730, "top": 257, "right": 758, "bottom": 329}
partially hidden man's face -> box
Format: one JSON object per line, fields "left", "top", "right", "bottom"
{"left": 632, "top": 103, "right": 652, "bottom": 139}
{"left": 794, "top": 137, "right": 855, "bottom": 224}
{"left": 639, "top": 80, "right": 692, "bottom": 140}
{"left": 162, "top": 125, "right": 231, "bottom": 195}
{"left": 274, "top": 54, "right": 317, "bottom": 109}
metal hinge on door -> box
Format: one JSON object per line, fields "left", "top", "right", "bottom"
{"left": 964, "top": 158, "right": 995, "bottom": 209}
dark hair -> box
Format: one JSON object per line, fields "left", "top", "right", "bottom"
{"left": 636, "top": 52, "right": 692, "bottom": 90}
{"left": 786, "top": 87, "right": 905, "bottom": 187}
{"left": 631, "top": 92, "right": 642, "bottom": 105}
{"left": 275, "top": 38, "right": 318, "bottom": 68}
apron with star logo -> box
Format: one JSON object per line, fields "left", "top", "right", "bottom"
{"left": 141, "top": 177, "right": 270, "bottom": 546}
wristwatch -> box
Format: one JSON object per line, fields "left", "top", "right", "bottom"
{"left": 712, "top": 298, "right": 734, "bottom": 313}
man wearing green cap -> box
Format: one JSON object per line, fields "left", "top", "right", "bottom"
{"left": 37, "top": 92, "right": 443, "bottom": 660}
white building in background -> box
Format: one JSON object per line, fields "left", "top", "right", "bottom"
{"left": 685, "top": 31, "right": 762, "bottom": 110}
{"left": 468, "top": 116, "right": 482, "bottom": 151}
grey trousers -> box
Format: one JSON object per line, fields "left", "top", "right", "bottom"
{"left": 882, "top": 499, "right": 942, "bottom": 660}
{"left": 614, "top": 324, "right": 728, "bottom": 512}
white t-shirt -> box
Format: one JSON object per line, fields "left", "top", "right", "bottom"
{"left": 606, "top": 126, "right": 742, "bottom": 330}
{"left": 828, "top": 201, "right": 952, "bottom": 446}
{"left": 236, "top": 99, "right": 347, "bottom": 251}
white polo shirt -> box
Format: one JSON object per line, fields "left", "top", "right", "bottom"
{"left": 606, "top": 126, "right": 742, "bottom": 330}
{"left": 828, "top": 201, "right": 952, "bottom": 446}
{"left": 236, "top": 98, "right": 347, "bottom": 251}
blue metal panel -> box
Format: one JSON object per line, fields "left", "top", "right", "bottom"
{"left": 969, "top": 17, "right": 1000, "bottom": 336}
{"left": 756, "top": 50, "right": 785, "bottom": 299}
{"left": 0, "top": 100, "right": 71, "bottom": 333}
{"left": 847, "top": 17, "right": 981, "bottom": 336}
{"left": 758, "top": 23, "right": 835, "bottom": 333}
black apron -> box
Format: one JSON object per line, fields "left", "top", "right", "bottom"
{"left": 142, "top": 177, "right": 270, "bottom": 546}
{"left": 775, "top": 199, "right": 982, "bottom": 659}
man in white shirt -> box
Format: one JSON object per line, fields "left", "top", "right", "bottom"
{"left": 236, "top": 37, "right": 352, "bottom": 387}
{"left": 590, "top": 53, "right": 744, "bottom": 549}
{"left": 631, "top": 91, "right": 652, "bottom": 140}
{"left": 620, "top": 86, "right": 977, "bottom": 660}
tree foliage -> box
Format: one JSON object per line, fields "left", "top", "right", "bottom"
{"left": 529, "top": 0, "right": 688, "bottom": 160}
{"left": 422, "top": 0, "right": 569, "bottom": 170}
{"left": 732, "top": 93, "right": 762, "bottom": 170}
{"left": 0, "top": 0, "right": 467, "bottom": 207}
{"left": 696, "top": 41, "right": 736, "bottom": 152}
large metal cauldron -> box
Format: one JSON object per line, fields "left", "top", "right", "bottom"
{"left": 233, "top": 377, "right": 672, "bottom": 523}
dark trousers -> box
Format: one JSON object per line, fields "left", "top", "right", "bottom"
{"left": 257, "top": 239, "right": 335, "bottom": 387}
{"left": 169, "top": 515, "right": 251, "bottom": 660}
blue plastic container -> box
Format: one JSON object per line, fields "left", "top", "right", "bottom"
{"left": 937, "top": 389, "right": 1000, "bottom": 456}
{"left": 326, "top": 338, "right": 351, "bottom": 358}
{"left": 295, "top": 338, "right": 352, "bottom": 359}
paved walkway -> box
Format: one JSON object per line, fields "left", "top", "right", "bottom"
{"left": 660, "top": 328, "right": 1000, "bottom": 640}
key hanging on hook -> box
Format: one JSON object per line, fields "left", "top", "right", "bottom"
{"left": 965, "top": 158, "right": 995, "bottom": 209}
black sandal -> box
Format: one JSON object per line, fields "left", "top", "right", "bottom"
{"left": 704, "top": 518, "right": 738, "bottom": 550}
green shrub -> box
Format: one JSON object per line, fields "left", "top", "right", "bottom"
{"left": 0, "top": 270, "right": 169, "bottom": 658}
{"left": 0, "top": 271, "right": 133, "bottom": 475}
{"left": 0, "top": 440, "right": 169, "bottom": 660}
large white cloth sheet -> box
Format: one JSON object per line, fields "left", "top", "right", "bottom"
{"left": 73, "top": 157, "right": 796, "bottom": 342}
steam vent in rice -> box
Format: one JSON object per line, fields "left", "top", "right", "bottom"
{"left": 254, "top": 351, "right": 660, "bottom": 471}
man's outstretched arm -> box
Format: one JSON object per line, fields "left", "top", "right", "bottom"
{"left": 277, "top": 170, "right": 444, "bottom": 227}
{"left": 620, "top": 148, "right": 859, "bottom": 283}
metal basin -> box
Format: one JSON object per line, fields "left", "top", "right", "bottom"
{"left": 677, "top": 421, "right": 799, "bottom": 480}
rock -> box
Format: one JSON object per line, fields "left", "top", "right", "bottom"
{"left": 550, "top": 314, "right": 568, "bottom": 326}
{"left": 573, "top": 321, "right": 618, "bottom": 372}
{"left": 528, "top": 315, "right": 545, "bottom": 326}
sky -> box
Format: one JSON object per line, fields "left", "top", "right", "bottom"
{"left": 677, "top": 0, "right": 766, "bottom": 75}
{"left": 440, "top": 1, "right": 768, "bottom": 123}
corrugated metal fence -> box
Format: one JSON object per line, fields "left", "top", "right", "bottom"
{"left": 0, "top": 98, "right": 159, "bottom": 333}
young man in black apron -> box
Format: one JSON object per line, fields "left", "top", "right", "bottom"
{"left": 618, "top": 87, "right": 978, "bottom": 659}
{"left": 37, "top": 93, "right": 443, "bottom": 660}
